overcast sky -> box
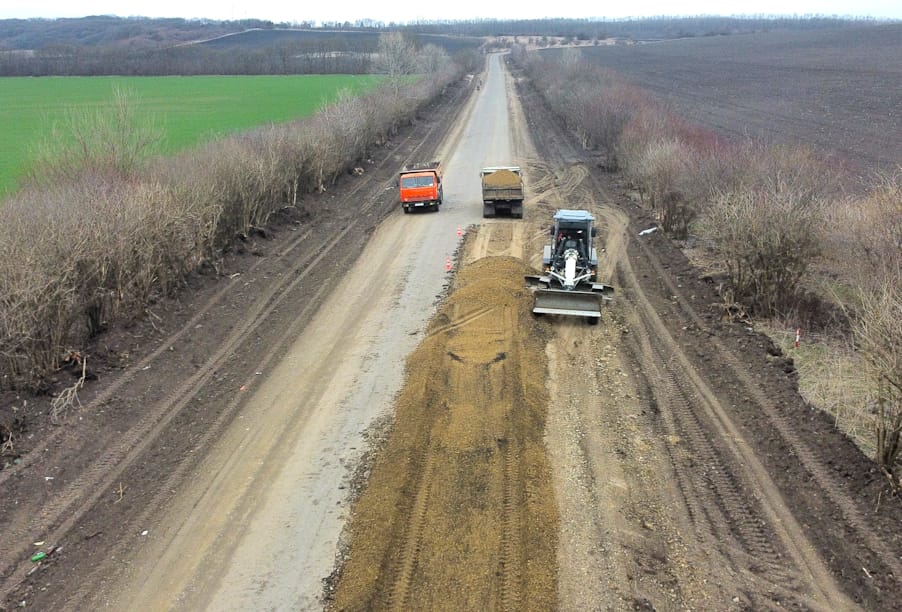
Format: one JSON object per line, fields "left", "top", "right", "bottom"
{"left": 2, "top": 0, "right": 900, "bottom": 23}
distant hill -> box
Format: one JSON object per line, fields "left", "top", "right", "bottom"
{"left": 2, "top": 14, "right": 888, "bottom": 53}
{"left": 0, "top": 17, "right": 483, "bottom": 77}
{"left": 0, "top": 15, "right": 256, "bottom": 50}
{"left": 195, "top": 28, "right": 482, "bottom": 54}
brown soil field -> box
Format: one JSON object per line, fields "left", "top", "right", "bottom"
{"left": 570, "top": 24, "right": 902, "bottom": 170}
{"left": 327, "top": 257, "right": 557, "bottom": 610}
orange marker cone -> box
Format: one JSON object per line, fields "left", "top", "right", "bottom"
{"left": 445, "top": 257, "right": 452, "bottom": 271}
{"left": 795, "top": 327, "right": 801, "bottom": 348}
{"left": 456, "top": 226, "right": 462, "bottom": 237}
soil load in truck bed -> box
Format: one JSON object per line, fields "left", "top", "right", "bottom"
{"left": 482, "top": 168, "right": 522, "bottom": 189}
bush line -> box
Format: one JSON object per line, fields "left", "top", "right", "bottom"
{"left": 0, "top": 58, "right": 463, "bottom": 392}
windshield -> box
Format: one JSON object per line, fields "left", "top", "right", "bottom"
{"left": 401, "top": 176, "right": 435, "bottom": 188}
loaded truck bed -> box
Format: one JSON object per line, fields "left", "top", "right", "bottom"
{"left": 481, "top": 166, "right": 524, "bottom": 218}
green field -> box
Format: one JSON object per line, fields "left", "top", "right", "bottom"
{"left": 0, "top": 74, "right": 383, "bottom": 195}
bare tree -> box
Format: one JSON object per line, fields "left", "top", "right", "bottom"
{"left": 417, "top": 44, "right": 450, "bottom": 74}
{"left": 373, "top": 32, "right": 417, "bottom": 80}
{"left": 25, "top": 87, "right": 160, "bottom": 186}
{"left": 704, "top": 187, "right": 825, "bottom": 315}
{"left": 853, "top": 279, "right": 902, "bottom": 481}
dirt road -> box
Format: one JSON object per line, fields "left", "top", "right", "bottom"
{"left": 3, "top": 52, "right": 901, "bottom": 611}
{"left": 326, "top": 59, "right": 902, "bottom": 610}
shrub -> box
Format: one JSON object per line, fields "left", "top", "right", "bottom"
{"left": 703, "top": 186, "right": 826, "bottom": 316}
{"left": 837, "top": 171, "right": 902, "bottom": 478}
{"left": 853, "top": 280, "right": 902, "bottom": 479}
{"left": 24, "top": 88, "right": 160, "bottom": 188}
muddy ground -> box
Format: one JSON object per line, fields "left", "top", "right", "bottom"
{"left": 2, "top": 51, "right": 902, "bottom": 611}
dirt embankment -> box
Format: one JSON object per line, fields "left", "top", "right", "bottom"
{"left": 328, "top": 256, "right": 557, "bottom": 611}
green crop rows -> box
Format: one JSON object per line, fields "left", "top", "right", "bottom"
{"left": 0, "top": 74, "right": 383, "bottom": 196}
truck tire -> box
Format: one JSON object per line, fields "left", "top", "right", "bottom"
{"left": 512, "top": 203, "right": 523, "bottom": 219}
{"left": 483, "top": 204, "right": 495, "bottom": 218}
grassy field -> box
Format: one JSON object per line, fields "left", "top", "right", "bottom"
{"left": 0, "top": 74, "right": 383, "bottom": 195}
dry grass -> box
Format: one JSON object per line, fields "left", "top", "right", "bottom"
{"left": 761, "top": 323, "right": 876, "bottom": 456}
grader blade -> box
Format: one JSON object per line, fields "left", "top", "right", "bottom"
{"left": 532, "top": 289, "right": 602, "bottom": 319}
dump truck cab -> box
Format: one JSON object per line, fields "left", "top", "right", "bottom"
{"left": 400, "top": 161, "right": 443, "bottom": 213}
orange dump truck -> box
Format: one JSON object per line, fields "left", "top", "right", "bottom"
{"left": 399, "top": 161, "right": 443, "bottom": 213}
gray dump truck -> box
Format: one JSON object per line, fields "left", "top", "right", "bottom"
{"left": 480, "top": 166, "right": 523, "bottom": 218}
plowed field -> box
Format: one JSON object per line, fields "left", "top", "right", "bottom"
{"left": 571, "top": 24, "right": 902, "bottom": 170}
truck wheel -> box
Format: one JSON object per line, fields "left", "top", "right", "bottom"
{"left": 403, "top": 208, "right": 410, "bottom": 214}
{"left": 587, "top": 317, "right": 599, "bottom": 326}
{"left": 483, "top": 204, "right": 495, "bottom": 218}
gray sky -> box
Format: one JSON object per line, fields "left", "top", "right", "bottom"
{"left": 2, "top": 1, "right": 900, "bottom": 23}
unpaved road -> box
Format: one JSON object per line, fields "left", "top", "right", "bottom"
{"left": 3, "top": 53, "right": 902, "bottom": 611}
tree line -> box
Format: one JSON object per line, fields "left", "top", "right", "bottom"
{"left": 0, "top": 27, "right": 481, "bottom": 76}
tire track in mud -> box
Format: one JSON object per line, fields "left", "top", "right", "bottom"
{"left": 386, "top": 449, "right": 438, "bottom": 611}
{"left": 613, "top": 243, "right": 855, "bottom": 609}
{"left": 1, "top": 85, "right": 470, "bottom": 606}
{"left": 328, "top": 257, "right": 556, "bottom": 612}
{"left": 630, "top": 232, "right": 902, "bottom": 588}
{"left": 498, "top": 435, "right": 523, "bottom": 612}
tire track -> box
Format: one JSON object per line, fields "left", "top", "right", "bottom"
{"left": 632, "top": 234, "right": 902, "bottom": 583}
{"left": 614, "top": 232, "right": 855, "bottom": 610}
{"left": 425, "top": 304, "right": 498, "bottom": 338}
{"left": 387, "top": 449, "right": 438, "bottom": 611}
{"left": 498, "top": 436, "right": 523, "bottom": 612}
